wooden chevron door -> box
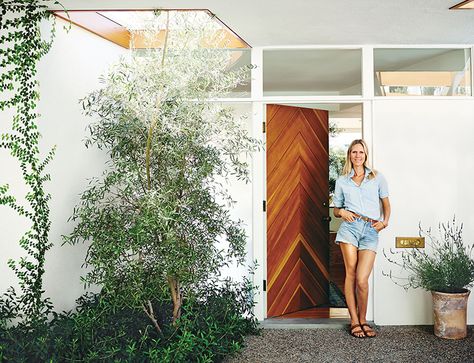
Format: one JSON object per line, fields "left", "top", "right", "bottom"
{"left": 266, "top": 104, "right": 330, "bottom": 318}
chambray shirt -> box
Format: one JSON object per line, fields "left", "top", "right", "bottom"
{"left": 333, "top": 167, "right": 389, "bottom": 221}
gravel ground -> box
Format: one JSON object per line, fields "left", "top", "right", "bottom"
{"left": 225, "top": 326, "right": 474, "bottom": 363}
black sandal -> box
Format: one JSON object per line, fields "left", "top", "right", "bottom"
{"left": 360, "top": 323, "right": 376, "bottom": 338}
{"left": 350, "top": 324, "right": 366, "bottom": 338}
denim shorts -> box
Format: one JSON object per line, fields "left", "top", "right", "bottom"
{"left": 335, "top": 218, "right": 379, "bottom": 252}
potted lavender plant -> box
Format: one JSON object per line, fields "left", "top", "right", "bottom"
{"left": 384, "top": 217, "right": 474, "bottom": 339}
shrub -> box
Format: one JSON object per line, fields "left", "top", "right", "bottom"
{"left": 0, "top": 275, "right": 260, "bottom": 362}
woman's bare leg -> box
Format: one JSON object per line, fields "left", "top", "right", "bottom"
{"left": 356, "top": 249, "right": 377, "bottom": 336}
{"left": 339, "top": 242, "right": 363, "bottom": 337}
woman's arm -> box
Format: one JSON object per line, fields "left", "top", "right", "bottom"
{"left": 333, "top": 207, "right": 343, "bottom": 218}
{"left": 372, "top": 197, "right": 391, "bottom": 232}
{"left": 381, "top": 197, "right": 391, "bottom": 227}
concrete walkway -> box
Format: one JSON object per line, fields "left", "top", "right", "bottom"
{"left": 225, "top": 325, "right": 474, "bottom": 363}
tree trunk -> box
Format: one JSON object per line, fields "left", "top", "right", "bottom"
{"left": 168, "top": 275, "right": 181, "bottom": 324}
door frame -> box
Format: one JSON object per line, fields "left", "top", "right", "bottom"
{"left": 251, "top": 99, "right": 374, "bottom": 321}
{"left": 250, "top": 46, "right": 377, "bottom": 321}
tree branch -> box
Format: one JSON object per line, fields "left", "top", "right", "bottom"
{"left": 142, "top": 300, "right": 163, "bottom": 336}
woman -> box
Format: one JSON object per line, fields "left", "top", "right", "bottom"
{"left": 333, "top": 139, "right": 390, "bottom": 338}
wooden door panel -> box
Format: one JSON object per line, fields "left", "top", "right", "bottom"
{"left": 267, "top": 114, "right": 327, "bottom": 177}
{"left": 267, "top": 104, "right": 329, "bottom": 318}
{"left": 267, "top": 242, "right": 302, "bottom": 309}
{"left": 267, "top": 188, "right": 300, "bottom": 258}
{"left": 268, "top": 134, "right": 327, "bottom": 204}
{"left": 266, "top": 106, "right": 299, "bottom": 147}
{"left": 300, "top": 108, "right": 329, "bottom": 146}
{"left": 268, "top": 155, "right": 326, "bottom": 229}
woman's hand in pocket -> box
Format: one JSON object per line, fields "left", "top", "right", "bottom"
{"left": 371, "top": 221, "right": 385, "bottom": 232}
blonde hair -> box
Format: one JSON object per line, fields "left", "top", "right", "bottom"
{"left": 342, "top": 139, "right": 376, "bottom": 179}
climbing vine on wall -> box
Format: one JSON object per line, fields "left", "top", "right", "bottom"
{"left": 0, "top": 0, "right": 64, "bottom": 325}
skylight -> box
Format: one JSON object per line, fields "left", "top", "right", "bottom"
{"left": 450, "top": 1, "right": 474, "bottom": 9}
{"left": 53, "top": 10, "right": 249, "bottom": 49}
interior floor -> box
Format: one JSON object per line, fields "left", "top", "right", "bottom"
{"left": 269, "top": 307, "right": 349, "bottom": 319}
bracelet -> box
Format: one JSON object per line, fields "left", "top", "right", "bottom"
{"left": 382, "top": 221, "right": 388, "bottom": 228}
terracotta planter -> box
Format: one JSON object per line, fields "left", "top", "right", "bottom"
{"left": 431, "top": 289, "right": 470, "bottom": 339}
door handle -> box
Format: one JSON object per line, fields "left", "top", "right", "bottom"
{"left": 322, "top": 202, "right": 328, "bottom": 207}
{"left": 322, "top": 216, "right": 331, "bottom": 222}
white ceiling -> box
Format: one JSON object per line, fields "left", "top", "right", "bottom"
{"left": 55, "top": 0, "right": 474, "bottom": 46}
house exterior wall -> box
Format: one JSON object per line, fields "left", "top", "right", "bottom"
{"left": 1, "top": 21, "right": 473, "bottom": 325}
{"left": 372, "top": 99, "right": 474, "bottom": 325}
{"left": 0, "top": 19, "right": 126, "bottom": 312}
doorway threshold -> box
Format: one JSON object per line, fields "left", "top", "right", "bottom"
{"left": 261, "top": 307, "right": 351, "bottom": 329}
{"left": 260, "top": 317, "right": 350, "bottom": 330}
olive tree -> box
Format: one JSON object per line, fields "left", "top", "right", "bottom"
{"left": 65, "top": 12, "right": 258, "bottom": 335}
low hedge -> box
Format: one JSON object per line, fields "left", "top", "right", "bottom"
{"left": 0, "top": 278, "right": 260, "bottom": 362}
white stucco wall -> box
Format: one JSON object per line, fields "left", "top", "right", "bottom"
{"left": 372, "top": 99, "right": 474, "bottom": 325}
{"left": 214, "top": 102, "right": 255, "bottom": 281}
{"left": 0, "top": 19, "right": 126, "bottom": 312}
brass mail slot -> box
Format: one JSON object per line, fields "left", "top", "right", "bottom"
{"left": 396, "top": 237, "right": 425, "bottom": 248}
